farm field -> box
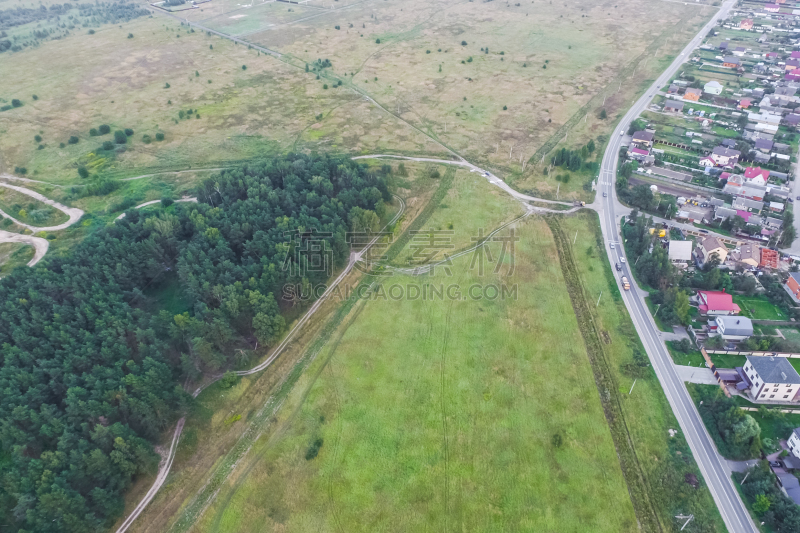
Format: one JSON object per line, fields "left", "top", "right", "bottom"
{"left": 188, "top": 216, "right": 640, "bottom": 533}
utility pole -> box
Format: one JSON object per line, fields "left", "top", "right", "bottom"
{"left": 596, "top": 291, "right": 602, "bottom": 307}
{"left": 654, "top": 304, "right": 662, "bottom": 317}
{"left": 556, "top": 183, "right": 560, "bottom": 199}
{"left": 573, "top": 230, "right": 578, "bottom": 244}
{"left": 629, "top": 379, "right": 637, "bottom": 394}
{"left": 741, "top": 471, "right": 751, "bottom": 485}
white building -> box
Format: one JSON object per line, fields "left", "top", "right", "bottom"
{"left": 668, "top": 240, "right": 693, "bottom": 264}
{"left": 713, "top": 316, "right": 753, "bottom": 341}
{"left": 704, "top": 80, "right": 724, "bottom": 95}
{"left": 789, "top": 428, "right": 800, "bottom": 459}
{"left": 742, "top": 356, "right": 800, "bottom": 402}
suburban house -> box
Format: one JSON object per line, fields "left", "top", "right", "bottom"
{"left": 789, "top": 428, "right": 800, "bottom": 459}
{"left": 719, "top": 41, "right": 729, "bottom": 51}
{"left": 733, "top": 46, "right": 747, "bottom": 57}
{"left": 741, "top": 356, "right": 800, "bottom": 402}
{"left": 714, "top": 206, "right": 737, "bottom": 220}
{"left": 704, "top": 80, "right": 723, "bottom": 95}
{"left": 668, "top": 240, "right": 693, "bottom": 265}
{"left": 787, "top": 59, "right": 800, "bottom": 71}
{"left": 668, "top": 84, "right": 680, "bottom": 94}
{"left": 761, "top": 248, "right": 780, "bottom": 269}
{"left": 784, "top": 113, "right": 800, "bottom": 127}
{"left": 743, "top": 166, "right": 769, "bottom": 185}
{"left": 765, "top": 3, "right": 781, "bottom": 12}
{"left": 723, "top": 56, "right": 741, "bottom": 68}
{"left": 631, "top": 130, "right": 654, "bottom": 147}
{"left": 738, "top": 97, "right": 752, "bottom": 109}
{"left": 710, "top": 146, "right": 741, "bottom": 167}
{"left": 628, "top": 147, "right": 653, "bottom": 164}
{"left": 664, "top": 100, "right": 685, "bottom": 113}
{"left": 693, "top": 289, "right": 739, "bottom": 315}
{"left": 786, "top": 69, "right": 800, "bottom": 81}
{"left": 708, "top": 316, "right": 753, "bottom": 341}
{"left": 784, "top": 272, "right": 800, "bottom": 304}
{"left": 740, "top": 18, "right": 755, "bottom": 30}
{"left": 735, "top": 244, "right": 761, "bottom": 268}
{"left": 776, "top": 473, "right": 800, "bottom": 505}
{"left": 732, "top": 197, "right": 764, "bottom": 212}
{"left": 754, "top": 138, "right": 774, "bottom": 153}
{"left": 770, "top": 201, "right": 785, "bottom": 212}
{"left": 684, "top": 88, "right": 702, "bottom": 101}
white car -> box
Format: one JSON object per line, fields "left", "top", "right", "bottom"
{"left": 620, "top": 257, "right": 626, "bottom": 263}
{"left": 610, "top": 243, "right": 615, "bottom": 249}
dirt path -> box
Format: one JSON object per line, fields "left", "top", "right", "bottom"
{"left": 0, "top": 230, "right": 49, "bottom": 266}
{"left": 116, "top": 197, "right": 198, "bottom": 220}
{"left": 0, "top": 181, "right": 84, "bottom": 231}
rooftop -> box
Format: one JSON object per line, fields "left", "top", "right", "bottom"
{"left": 698, "top": 290, "right": 740, "bottom": 313}
{"left": 747, "top": 356, "right": 800, "bottom": 385}
{"left": 668, "top": 240, "right": 693, "bottom": 261}
{"left": 632, "top": 130, "right": 654, "bottom": 142}
{"left": 716, "top": 316, "right": 753, "bottom": 337}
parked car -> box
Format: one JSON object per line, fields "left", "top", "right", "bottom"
{"left": 769, "top": 461, "right": 782, "bottom": 468}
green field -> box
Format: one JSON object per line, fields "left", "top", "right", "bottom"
{"left": 0, "top": 242, "right": 34, "bottom": 275}
{"left": 192, "top": 215, "right": 640, "bottom": 533}
{"left": 733, "top": 295, "right": 786, "bottom": 321}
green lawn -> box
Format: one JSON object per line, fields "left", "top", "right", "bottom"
{"left": 195, "top": 216, "right": 640, "bottom": 533}
{"left": 733, "top": 295, "right": 786, "bottom": 321}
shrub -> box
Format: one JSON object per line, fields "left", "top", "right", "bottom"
{"left": 59, "top": 143, "right": 65, "bottom": 148}
{"left": 14, "top": 167, "right": 27, "bottom": 175}
{"left": 128, "top": 33, "right": 133, "bottom": 39}
{"left": 68, "top": 136, "right": 79, "bottom": 144}
{"left": 375, "top": 38, "right": 380, "bottom": 44}
{"left": 305, "top": 437, "right": 324, "bottom": 460}
{"left": 89, "top": 128, "right": 99, "bottom": 136}
{"left": 335, "top": 25, "right": 340, "bottom": 30}
{"left": 11, "top": 99, "right": 22, "bottom": 107}
{"left": 461, "top": 40, "right": 467, "bottom": 46}
{"left": 161, "top": 196, "right": 174, "bottom": 207}
{"left": 426, "top": 50, "right": 430, "bottom": 54}
{"left": 164, "top": 82, "right": 170, "bottom": 88}
{"left": 503, "top": 105, "right": 507, "bottom": 110}
{"left": 32, "top": 95, "right": 38, "bottom": 100}
{"left": 220, "top": 371, "right": 239, "bottom": 389}
{"left": 114, "top": 130, "right": 127, "bottom": 144}
{"left": 323, "top": 84, "right": 328, "bottom": 89}
{"left": 88, "top": 29, "right": 95, "bottom": 35}
{"left": 102, "top": 140, "right": 114, "bottom": 150}
{"left": 599, "top": 108, "right": 607, "bottom": 119}
{"left": 37, "top": 144, "right": 44, "bottom": 150}
{"left": 142, "top": 134, "right": 152, "bottom": 144}
{"left": 77, "top": 166, "right": 89, "bottom": 179}
{"left": 98, "top": 124, "right": 110, "bottom": 135}
{"left": 34, "top": 135, "right": 42, "bottom": 143}
{"left": 241, "top": 64, "right": 247, "bottom": 70}
{"left": 155, "top": 132, "right": 165, "bottom": 141}
{"left": 124, "top": 128, "right": 134, "bottom": 136}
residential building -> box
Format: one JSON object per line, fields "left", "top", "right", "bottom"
{"left": 723, "top": 56, "right": 742, "bottom": 68}
{"left": 765, "top": 3, "right": 781, "bottom": 12}
{"left": 738, "top": 97, "right": 752, "bottom": 109}
{"left": 631, "top": 130, "right": 654, "bottom": 147}
{"left": 744, "top": 167, "right": 770, "bottom": 185}
{"left": 668, "top": 84, "right": 679, "bottom": 94}
{"left": 694, "top": 289, "right": 739, "bottom": 315}
{"left": 742, "top": 356, "right": 800, "bottom": 402}
{"left": 719, "top": 41, "right": 729, "bottom": 51}
{"left": 765, "top": 216, "right": 783, "bottom": 229}
{"left": 668, "top": 240, "right": 693, "bottom": 264}
{"left": 665, "top": 100, "right": 685, "bottom": 113}
{"left": 788, "top": 427, "right": 800, "bottom": 459}
{"left": 740, "top": 18, "right": 755, "bottom": 30}
{"left": 704, "top": 80, "right": 724, "bottom": 95}
{"left": 736, "top": 244, "right": 762, "bottom": 268}
{"left": 753, "top": 151, "right": 772, "bottom": 164}
{"left": 733, "top": 46, "right": 747, "bottom": 57}
{"left": 628, "top": 147, "right": 653, "bottom": 164}
{"left": 684, "top": 88, "right": 702, "bottom": 101}
{"left": 770, "top": 201, "right": 785, "bottom": 212}
{"left": 732, "top": 197, "right": 765, "bottom": 212}
{"left": 777, "top": 472, "right": 800, "bottom": 505}
{"left": 755, "top": 138, "right": 774, "bottom": 153}
{"left": 761, "top": 248, "right": 780, "bottom": 269}
{"left": 785, "top": 113, "right": 800, "bottom": 127}
{"left": 710, "top": 146, "right": 741, "bottom": 167}
{"left": 788, "top": 59, "right": 800, "bottom": 71}
{"left": 714, "top": 206, "right": 737, "bottom": 220}
{"left": 748, "top": 112, "right": 783, "bottom": 126}
{"left": 711, "top": 316, "right": 753, "bottom": 341}
{"left": 785, "top": 271, "right": 800, "bottom": 303}
{"left": 786, "top": 69, "right": 800, "bottom": 81}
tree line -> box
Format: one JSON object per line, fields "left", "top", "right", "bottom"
{"left": 0, "top": 154, "right": 392, "bottom": 532}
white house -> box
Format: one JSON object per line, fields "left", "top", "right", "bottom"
{"left": 668, "top": 240, "right": 693, "bottom": 264}
{"left": 789, "top": 428, "right": 800, "bottom": 459}
{"left": 742, "top": 356, "right": 800, "bottom": 402}
{"left": 704, "top": 80, "right": 724, "bottom": 95}
{"left": 712, "top": 316, "right": 753, "bottom": 341}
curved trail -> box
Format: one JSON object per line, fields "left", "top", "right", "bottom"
{"left": 0, "top": 181, "right": 84, "bottom": 232}
{"left": 0, "top": 178, "right": 85, "bottom": 266}
{"left": 116, "top": 197, "right": 198, "bottom": 220}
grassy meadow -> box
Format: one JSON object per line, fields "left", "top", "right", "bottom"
{"left": 189, "top": 215, "right": 639, "bottom": 533}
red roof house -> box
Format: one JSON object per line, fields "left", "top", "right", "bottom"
{"left": 787, "top": 70, "right": 800, "bottom": 81}
{"left": 696, "top": 290, "right": 741, "bottom": 316}
{"left": 740, "top": 18, "right": 754, "bottom": 30}
{"left": 765, "top": 3, "right": 780, "bottom": 12}
{"left": 738, "top": 98, "right": 752, "bottom": 109}
{"left": 792, "top": 51, "right": 800, "bottom": 59}
{"left": 744, "top": 166, "right": 769, "bottom": 184}
{"left": 630, "top": 147, "right": 649, "bottom": 156}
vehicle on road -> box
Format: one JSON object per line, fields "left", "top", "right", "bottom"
{"left": 699, "top": 229, "right": 708, "bottom": 234}
{"left": 620, "top": 256, "right": 626, "bottom": 263}
{"left": 610, "top": 242, "right": 615, "bottom": 249}
{"left": 622, "top": 276, "right": 630, "bottom": 290}
{"left": 615, "top": 263, "right": 621, "bottom": 271}
{"left": 796, "top": 195, "right": 800, "bottom": 201}
{"left": 603, "top": 192, "right": 608, "bottom": 197}
{"left": 620, "top": 130, "right": 624, "bottom": 136}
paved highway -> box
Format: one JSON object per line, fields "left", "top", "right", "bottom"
{"left": 598, "top": 1, "right": 759, "bottom": 531}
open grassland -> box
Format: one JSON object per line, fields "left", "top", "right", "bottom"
{"left": 557, "top": 211, "right": 725, "bottom": 532}
{"left": 189, "top": 216, "right": 639, "bottom": 533}
{"left": 1, "top": 0, "right": 714, "bottom": 204}
{"left": 0, "top": 186, "right": 70, "bottom": 227}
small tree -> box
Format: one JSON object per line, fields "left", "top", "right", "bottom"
{"left": 142, "top": 134, "right": 152, "bottom": 144}
{"left": 128, "top": 33, "right": 134, "bottom": 39}
{"left": 461, "top": 40, "right": 467, "bottom": 46}
{"left": 599, "top": 108, "right": 607, "bottom": 119}
{"left": 124, "top": 128, "right": 134, "bottom": 136}
{"left": 32, "top": 95, "right": 38, "bottom": 100}
{"left": 68, "top": 136, "right": 79, "bottom": 144}
{"left": 101, "top": 140, "right": 113, "bottom": 150}
{"left": 114, "top": 130, "right": 127, "bottom": 144}
{"left": 99, "top": 124, "right": 110, "bottom": 135}
{"left": 376, "top": 38, "right": 381, "bottom": 44}
{"left": 34, "top": 135, "right": 42, "bottom": 143}
{"left": 220, "top": 371, "right": 239, "bottom": 389}
{"left": 78, "top": 166, "right": 89, "bottom": 179}
{"left": 11, "top": 99, "right": 22, "bottom": 107}
{"left": 242, "top": 65, "right": 247, "bottom": 70}
{"left": 155, "top": 132, "right": 165, "bottom": 141}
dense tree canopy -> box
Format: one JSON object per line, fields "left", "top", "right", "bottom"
{"left": 0, "top": 154, "right": 391, "bottom": 532}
